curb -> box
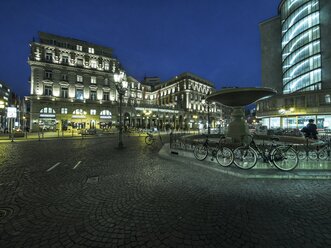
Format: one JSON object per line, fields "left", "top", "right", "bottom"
{"left": 158, "top": 143, "right": 331, "bottom": 180}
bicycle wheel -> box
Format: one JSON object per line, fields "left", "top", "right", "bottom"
{"left": 216, "top": 147, "right": 233, "bottom": 167}
{"left": 233, "top": 146, "right": 257, "bottom": 169}
{"left": 145, "top": 136, "right": 154, "bottom": 145}
{"left": 193, "top": 144, "right": 208, "bottom": 161}
{"left": 271, "top": 146, "right": 298, "bottom": 171}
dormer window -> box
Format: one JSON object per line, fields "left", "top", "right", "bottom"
{"left": 76, "top": 45, "right": 82, "bottom": 51}
{"left": 88, "top": 47, "right": 94, "bottom": 54}
{"left": 45, "top": 53, "right": 52, "bottom": 61}
{"left": 62, "top": 56, "right": 69, "bottom": 64}
{"left": 104, "top": 62, "right": 109, "bottom": 70}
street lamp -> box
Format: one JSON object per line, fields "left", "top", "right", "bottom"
{"left": 114, "top": 70, "right": 128, "bottom": 149}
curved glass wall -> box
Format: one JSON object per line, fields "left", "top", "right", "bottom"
{"left": 280, "top": 0, "right": 321, "bottom": 94}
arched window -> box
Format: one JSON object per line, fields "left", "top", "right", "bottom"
{"left": 100, "top": 110, "right": 112, "bottom": 119}
{"left": 40, "top": 107, "right": 55, "bottom": 114}
{"left": 73, "top": 109, "right": 85, "bottom": 115}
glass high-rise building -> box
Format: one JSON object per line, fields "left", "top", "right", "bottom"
{"left": 258, "top": 0, "right": 331, "bottom": 130}
{"left": 281, "top": 0, "right": 321, "bottom": 94}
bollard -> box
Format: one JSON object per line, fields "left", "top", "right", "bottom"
{"left": 57, "top": 129, "right": 60, "bottom": 138}
{"left": 72, "top": 129, "right": 74, "bottom": 137}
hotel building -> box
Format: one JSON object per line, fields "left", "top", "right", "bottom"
{"left": 258, "top": 0, "right": 331, "bottom": 130}
{"left": 27, "top": 32, "right": 221, "bottom": 132}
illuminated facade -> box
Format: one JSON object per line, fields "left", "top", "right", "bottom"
{"left": 0, "top": 81, "right": 12, "bottom": 129}
{"left": 27, "top": 32, "right": 220, "bottom": 132}
{"left": 258, "top": 0, "right": 331, "bottom": 130}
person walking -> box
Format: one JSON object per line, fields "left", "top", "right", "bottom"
{"left": 301, "top": 119, "right": 318, "bottom": 139}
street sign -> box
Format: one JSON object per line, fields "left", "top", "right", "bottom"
{"left": 7, "top": 107, "right": 17, "bottom": 118}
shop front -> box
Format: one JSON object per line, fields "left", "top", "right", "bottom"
{"left": 38, "top": 107, "right": 57, "bottom": 131}
{"left": 99, "top": 110, "right": 112, "bottom": 129}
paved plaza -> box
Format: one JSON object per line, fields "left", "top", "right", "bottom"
{"left": 0, "top": 136, "right": 331, "bottom": 247}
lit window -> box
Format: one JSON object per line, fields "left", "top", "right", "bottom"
{"left": 40, "top": 107, "right": 55, "bottom": 114}
{"left": 76, "top": 89, "right": 84, "bottom": 100}
{"left": 73, "top": 109, "right": 85, "bottom": 115}
{"left": 100, "top": 110, "right": 111, "bottom": 117}
{"left": 77, "top": 75, "right": 83, "bottom": 83}
{"left": 91, "top": 76, "right": 96, "bottom": 84}
{"left": 90, "top": 60, "right": 97, "bottom": 68}
{"left": 76, "top": 45, "right": 82, "bottom": 51}
{"left": 44, "top": 85, "right": 52, "bottom": 96}
{"left": 88, "top": 47, "right": 94, "bottom": 54}
{"left": 90, "top": 109, "right": 96, "bottom": 115}
{"left": 61, "top": 108, "right": 68, "bottom": 114}
{"left": 104, "top": 62, "right": 109, "bottom": 70}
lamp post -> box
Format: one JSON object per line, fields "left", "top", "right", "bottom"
{"left": 202, "top": 98, "right": 211, "bottom": 135}
{"left": 114, "top": 70, "right": 128, "bottom": 149}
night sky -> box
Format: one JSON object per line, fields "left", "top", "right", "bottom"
{"left": 0, "top": 0, "right": 280, "bottom": 97}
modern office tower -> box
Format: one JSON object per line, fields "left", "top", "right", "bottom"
{"left": 258, "top": 0, "right": 331, "bottom": 130}
{"left": 27, "top": 32, "right": 220, "bottom": 132}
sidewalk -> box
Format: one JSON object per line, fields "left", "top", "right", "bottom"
{"left": 0, "top": 131, "right": 116, "bottom": 143}
{"left": 159, "top": 143, "right": 331, "bottom": 180}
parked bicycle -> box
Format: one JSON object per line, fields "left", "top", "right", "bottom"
{"left": 296, "top": 138, "right": 327, "bottom": 160}
{"left": 193, "top": 135, "right": 233, "bottom": 167}
{"left": 233, "top": 135, "right": 299, "bottom": 171}
{"left": 145, "top": 132, "right": 163, "bottom": 145}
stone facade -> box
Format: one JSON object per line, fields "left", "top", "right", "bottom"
{"left": 27, "top": 32, "right": 221, "bottom": 132}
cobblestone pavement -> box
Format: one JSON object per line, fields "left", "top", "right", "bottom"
{"left": 0, "top": 136, "right": 330, "bottom": 248}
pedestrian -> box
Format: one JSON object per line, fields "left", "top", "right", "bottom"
{"left": 301, "top": 119, "right": 318, "bottom": 139}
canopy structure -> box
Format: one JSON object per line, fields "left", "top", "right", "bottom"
{"left": 206, "top": 87, "right": 277, "bottom": 107}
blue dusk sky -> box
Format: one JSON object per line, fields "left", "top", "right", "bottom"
{"left": 0, "top": 0, "right": 280, "bottom": 97}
